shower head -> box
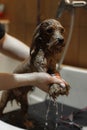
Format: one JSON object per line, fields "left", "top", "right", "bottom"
{"left": 56, "top": 0, "right": 87, "bottom": 18}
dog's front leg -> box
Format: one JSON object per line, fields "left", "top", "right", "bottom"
{"left": 33, "top": 49, "right": 48, "bottom": 72}
{"left": 49, "top": 73, "right": 70, "bottom": 99}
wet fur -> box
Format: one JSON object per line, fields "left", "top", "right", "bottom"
{"left": 0, "top": 19, "right": 70, "bottom": 128}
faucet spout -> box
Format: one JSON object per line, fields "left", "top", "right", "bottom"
{"left": 56, "top": 0, "right": 87, "bottom": 18}
{"left": 56, "top": 0, "right": 65, "bottom": 18}
{"left": 56, "top": 0, "right": 71, "bottom": 18}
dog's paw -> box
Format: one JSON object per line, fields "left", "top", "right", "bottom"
{"left": 49, "top": 80, "right": 70, "bottom": 99}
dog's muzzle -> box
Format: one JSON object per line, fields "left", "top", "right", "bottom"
{"left": 47, "top": 38, "right": 65, "bottom": 51}
{"left": 58, "top": 38, "right": 64, "bottom": 46}
{"left": 55, "top": 37, "right": 65, "bottom": 48}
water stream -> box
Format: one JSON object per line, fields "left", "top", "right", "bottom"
{"left": 44, "top": 96, "right": 61, "bottom": 130}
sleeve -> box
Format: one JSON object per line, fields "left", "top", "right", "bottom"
{"left": 0, "top": 23, "right": 5, "bottom": 39}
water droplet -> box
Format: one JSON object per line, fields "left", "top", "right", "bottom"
{"left": 45, "top": 122, "right": 48, "bottom": 126}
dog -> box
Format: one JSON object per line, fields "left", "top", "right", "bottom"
{"left": 0, "top": 19, "right": 70, "bottom": 128}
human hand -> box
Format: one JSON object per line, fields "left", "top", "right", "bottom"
{"left": 49, "top": 73, "right": 70, "bottom": 99}
{"left": 31, "top": 72, "right": 63, "bottom": 92}
{"left": 14, "top": 72, "right": 70, "bottom": 99}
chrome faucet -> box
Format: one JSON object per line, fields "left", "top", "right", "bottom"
{"left": 56, "top": 0, "right": 87, "bottom": 18}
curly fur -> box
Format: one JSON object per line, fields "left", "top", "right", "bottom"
{"left": 0, "top": 19, "right": 70, "bottom": 128}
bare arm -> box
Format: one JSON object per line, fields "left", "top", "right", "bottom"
{"left": 0, "top": 33, "right": 29, "bottom": 61}
{"left": 0, "top": 72, "right": 64, "bottom": 92}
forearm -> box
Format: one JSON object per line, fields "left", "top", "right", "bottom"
{"left": 0, "top": 73, "right": 37, "bottom": 90}
{"left": 0, "top": 34, "right": 30, "bottom": 61}
{"left": 0, "top": 72, "right": 67, "bottom": 95}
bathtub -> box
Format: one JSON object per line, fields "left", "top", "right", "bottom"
{"left": 29, "top": 65, "right": 87, "bottom": 109}
{"left": 0, "top": 54, "right": 87, "bottom": 129}
{"left": 59, "top": 65, "right": 87, "bottom": 109}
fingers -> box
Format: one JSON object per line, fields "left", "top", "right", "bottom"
{"left": 52, "top": 75, "right": 66, "bottom": 88}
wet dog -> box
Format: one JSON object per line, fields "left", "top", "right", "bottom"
{"left": 0, "top": 19, "right": 70, "bottom": 128}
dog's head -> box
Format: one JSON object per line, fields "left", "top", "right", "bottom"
{"left": 30, "top": 19, "right": 65, "bottom": 55}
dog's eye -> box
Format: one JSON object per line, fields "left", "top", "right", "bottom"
{"left": 46, "top": 27, "right": 54, "bottom": 34}
{"left": 60, "top": 28, "right": 64, "bottom": 34}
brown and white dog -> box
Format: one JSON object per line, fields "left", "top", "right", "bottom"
{"left": 0, "top": 19, "right": 70, "bottom": 128}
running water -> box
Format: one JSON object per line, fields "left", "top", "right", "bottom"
{"left": 53, "top": 100, "right": 59, "bottom": 130}
{"left": 44, "top": 96, "right": 51, "bottom": 130}
{"left": 60, "top": 97, "right": 64, "bottom": 119}
{"left": 44, "top": 96, "right": 59, "bottom": 130}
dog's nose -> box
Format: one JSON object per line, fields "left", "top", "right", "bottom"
{"left": 58, "top": 38, "right": 64, "bottom": 45}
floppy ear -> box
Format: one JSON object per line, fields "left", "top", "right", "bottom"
{"left": 30, "top": 24, "right": 41, "bottom": 56}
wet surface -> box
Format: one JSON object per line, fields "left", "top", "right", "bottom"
{"left": 0, "top": 100, "right": 87, "bottom": 130}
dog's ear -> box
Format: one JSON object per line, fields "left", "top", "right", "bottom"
{"left": 30, "top": 24, "right": 41, "bottom": 56}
